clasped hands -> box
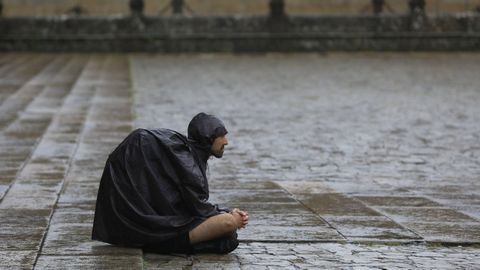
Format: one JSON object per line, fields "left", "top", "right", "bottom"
{"left": 230, "top": 208, "right": 249, "bottom": 229}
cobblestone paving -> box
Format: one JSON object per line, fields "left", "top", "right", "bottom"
{"left": 1, "top": 53, "right": 480, "bottom": 269}
{"left": 144, "top": 243, "right": 480, "bottom": 269}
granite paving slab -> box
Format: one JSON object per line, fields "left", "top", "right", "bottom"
{"left": 210, "top": 181, "right": 345, "bottom": 242}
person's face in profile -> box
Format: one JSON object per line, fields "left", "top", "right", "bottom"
{"left": 211, "top": 135, "right": 228, "bottom": 158}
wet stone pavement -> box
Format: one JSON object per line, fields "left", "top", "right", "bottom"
{"left": 1, "top": 53, "right": 480, "bottom": 269}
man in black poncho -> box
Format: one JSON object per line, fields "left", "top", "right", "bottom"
{"left": 92, "top": 113, "right": 248, "bottom": 254}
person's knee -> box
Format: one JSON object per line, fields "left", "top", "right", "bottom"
{"left": 220, "top": 213, "right": 237, "bottom": 234}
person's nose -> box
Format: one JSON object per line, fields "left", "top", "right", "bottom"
{"left": 224, "top": 138, "right": 228, "bottom": 145}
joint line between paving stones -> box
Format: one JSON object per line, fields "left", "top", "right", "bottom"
{"left": 239, "top": 239, "right": 345, "bottom": 244}
{"left": 348, "top": 195, "right": 425, "bottom": 241}
{"left": 272, "top": 181, "right": 349, "bottom": 241}
{"left": 32, "top": 55, "right": 94, "bottom": 270}
{"left": 0, "top": 56, "right": 67, "bottom": 204}
{"left": 357, "top": 206, "right": 427, "bottom": 242}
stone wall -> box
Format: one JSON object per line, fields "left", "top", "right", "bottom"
{"left": 0, "top": 15, "right": 479, "bottom": 52}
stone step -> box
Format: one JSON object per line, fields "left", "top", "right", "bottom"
{"left": 0, "top": 56, "right": 86, "bottom": 202}
{"left": 0, "top": 55, "right": 94, "bottom": 269}
{"left": 0, "top": 55, "right": 54, "bottom": 106}
{"left": 34, "top": 55, "right": 140, "bottom": 269}
{"left": 0, "top": 55, "right": 67, "bottom": 129}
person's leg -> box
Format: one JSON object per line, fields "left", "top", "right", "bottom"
{"left": 189, "top": 213, "right": 237, "bottom": 244}
{"left": 143, "top": 232, "right": 190, "bottom": 254}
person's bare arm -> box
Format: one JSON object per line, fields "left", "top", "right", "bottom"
{"left": 189, "top": 210, "right": 248, "bottom": 244}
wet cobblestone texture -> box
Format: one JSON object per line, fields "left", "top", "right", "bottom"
{"left": 1, "top": 53, "right": 480, "bottom": 269}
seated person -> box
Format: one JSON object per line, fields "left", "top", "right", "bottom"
{"left": 92, "top": 113, "right": 248, "bottom": 254}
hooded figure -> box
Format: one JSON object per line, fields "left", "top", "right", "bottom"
{"left": 92, "top": 113, "right": 239, "bottom": 253}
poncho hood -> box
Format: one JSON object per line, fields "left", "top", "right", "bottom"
{"left": 187, "top": 113, "right": 228, "bottom": 164}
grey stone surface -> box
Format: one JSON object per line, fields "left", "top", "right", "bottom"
{"left": 1, "top": 53, "right": 480, "bottom": 268}
{"left": 35, "top": 55, "right": 140, "bottom": 265}
{"left": 132, "top": 53, "right": 480, "bottom": 267}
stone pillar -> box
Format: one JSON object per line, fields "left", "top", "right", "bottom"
{"left": 267, "top": 0, "right": 289, "bottom": 34}
{"left": 172, "top": 0, "right": 184, "bottom": 15}
{"left": 129, "top": 0, "right": 144, "bottom": 16}
{"left": 269, "top": 0, "right": 285, "bottom": 19}
{"left": 408, "top": 0, "right": 427, "bottom": 31}
{"left": 408, "top": 0, "right": 426, "bottom": 15}
{"left": 372, "top": 0, "right": 385, "bottom": 16}
{"left": 66, "top": 5, "right": 87, "bottom": 16}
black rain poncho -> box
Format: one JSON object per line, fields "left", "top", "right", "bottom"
{"left": 92, "top": 113, "right": 230, "bottom": 251}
